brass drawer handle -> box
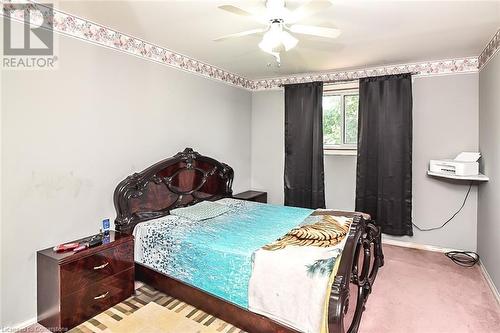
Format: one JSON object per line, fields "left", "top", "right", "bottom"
{"left": 93, "top": 262, "right": 109, "bottom": 270}
{"left": 94, "top": 291, "right": 109, "bottom": 300}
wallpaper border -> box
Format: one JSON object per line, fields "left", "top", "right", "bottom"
{"left": 479, "top": 29, "right": 500, "bottom": 70}
{"left": 3, "top": 2, "right": 489, "bottom": 91}
{"left": 2, "top": 2, "right": 254, "bottom": 90}
{"left": 250, "top": 57, "right": 479, "bottom": 90}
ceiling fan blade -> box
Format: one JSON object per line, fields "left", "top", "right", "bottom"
{"left": 218, "top": 5, "right": 255, "bottom": 17}
{"left": 213, "top": 28, "right": 267, "bottom": 42}
{"left": 289, "top": 24, "right": 341, "bottom": 39}
{"left": 287, "top": 1, "right": 332, "bottom": 23}
{"left": 218, "top": 5, "right": 267, "bottom": 24}
{"left": 265, "top": 0, "right": 287, "bottom": 17}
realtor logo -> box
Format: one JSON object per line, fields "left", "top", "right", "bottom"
{"left": 2, "top": 2, "right": 57, "bottom": 69}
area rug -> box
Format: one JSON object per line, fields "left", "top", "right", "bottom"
{"left": 105, "top": 302, "right": 221, "bottom": 333}
{"left": 69, "top": 285, "right": 246, "bottom": 333}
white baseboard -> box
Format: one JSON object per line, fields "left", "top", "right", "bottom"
{"left": 381, "top": 237, "right": 462, "bottom": 253}
{"left": 479, "top": 260, "right": 500, "bottom": 307}
{"left": 2, "top": 316, "right": 37, "bottom": 332}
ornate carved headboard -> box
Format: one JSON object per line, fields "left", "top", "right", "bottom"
{"left": 113, "top": 148, "right": 234, "bottom": 234}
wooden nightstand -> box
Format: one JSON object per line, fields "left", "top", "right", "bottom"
{"left": 37, "top": 231, "right": 134, "bottom": 332}
{"left": 233, "top": 190, "right": 268, "bottom": 203}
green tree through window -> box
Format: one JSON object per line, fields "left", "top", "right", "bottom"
{"left": 344, "top": 95, "right": 359, "bottom": 144}
{"left": 323, "top": 95, "right": 342, "bottom": 145}
{"left": 323, "top": 90, "right": 359, "bottom": 149}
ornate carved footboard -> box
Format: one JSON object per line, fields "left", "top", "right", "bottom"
{"left": 113, "top": 148, "right": 384, "bottom": 333}
{"left": 325, "top": 212, "right": 384, "bottom": 333}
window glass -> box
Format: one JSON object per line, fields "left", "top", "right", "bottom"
{"left": 323, "top": 95, "right": 342, "bottom": 146}
{"left": 323, "top": 90, "right": 359, "bottom": 149}
{"left": 344, "top": 95, "right": 359, "bottom": 145}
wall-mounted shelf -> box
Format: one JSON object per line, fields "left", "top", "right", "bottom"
{"left": 427, "top": 171, "right": 489, "bottom": 182}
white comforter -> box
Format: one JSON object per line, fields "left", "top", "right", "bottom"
{"left": 248, "top": 216, "right": 352, "bottom": 333}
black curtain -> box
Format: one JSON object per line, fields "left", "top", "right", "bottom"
{"left": 284, "top": 81, "right": 325, "bottom": 209}
{"left": 355, "top": 74, "right": 413, "bottom": 236}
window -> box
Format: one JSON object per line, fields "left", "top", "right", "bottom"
{"left": 323, "top": 84, "right": 359, "bottom": 153}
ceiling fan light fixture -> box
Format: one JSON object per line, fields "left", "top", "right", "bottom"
{"left": 258, "top": 27, "right": 281, "bottom": 53}
{"left": 216, "top": 0, "right": 339, "bottom": 65}
{"left": 258, "top": 24, "right": 298, "bottom": 55}
{"left": 280, "top": 31, "right": 298, "bottom": 51}
{"left": 258, "top": 39, "right": 273, "bottom": 54}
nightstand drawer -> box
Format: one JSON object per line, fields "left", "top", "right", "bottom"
{"left": 60, "top": 240, "right": 134, "bottom": 295}
{"left": 60, "top": 267, "right": 134, "bottom": 329}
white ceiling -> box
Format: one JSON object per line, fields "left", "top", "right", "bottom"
{"left": 59, "top": 0, "right": 500, "bottom": 79}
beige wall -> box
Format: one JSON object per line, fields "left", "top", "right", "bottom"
{"left": 478, "top": 50, "right": 500, "bottom": 291}
{"left": 1, "top": 35, "right": 252, "bottom": 327}
{"left": 251, "top": 73, "right": 479, "bottom": 251}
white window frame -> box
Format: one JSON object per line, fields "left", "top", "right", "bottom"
{"left": 323, "top": 86, "right": 359, "bottom": 154}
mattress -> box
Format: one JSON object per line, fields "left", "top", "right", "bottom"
{"left": 133, "top": 198, "right": 314, "bottom": 308}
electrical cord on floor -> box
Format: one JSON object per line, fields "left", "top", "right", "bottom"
{"left": 445, "top": 251, "right": 480, "bottom": 267}
{"left": 412, "top": 182, "right": 479, "bottom": 267}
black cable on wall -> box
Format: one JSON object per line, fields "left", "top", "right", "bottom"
{"left": 411, "top": 182, "right": 479, "bottom": 267}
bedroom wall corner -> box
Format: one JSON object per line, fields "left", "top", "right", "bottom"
{"left": 250, "top": 90, "right": 285, "bottom": 205}
{"left": 250, "top": 90, "right": 357, "bottom": 209}
{"left": 478, "top": 48, "right": 500, "bottom": 292}
{"left": 0, "top": 33, "right": 252, "bottom": 328}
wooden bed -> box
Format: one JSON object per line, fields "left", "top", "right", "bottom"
{"left": 113, "top": 148, "right": 384, "bottom": 333}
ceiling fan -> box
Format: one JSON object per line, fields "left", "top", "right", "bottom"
{"left": 214, "top": 0, "right": 341, "bottom": 64}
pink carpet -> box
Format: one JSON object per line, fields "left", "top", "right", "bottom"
{"left": 359, "top": 244, "right": 500, "bottom": 333}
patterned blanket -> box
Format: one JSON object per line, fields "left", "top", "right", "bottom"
{"left": 263, "top": 215, "right": 351, "bottom": 250}
{"left": 249, "top": 213, "right": 353, "bottom": 333}
{"left": 133, "top": 200, "right": 353, "bottom": 333}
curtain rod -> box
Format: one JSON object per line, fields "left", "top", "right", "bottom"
{"left": 277, "top": 71, "right": 420, "bottom": 87}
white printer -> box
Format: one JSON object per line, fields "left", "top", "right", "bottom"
{"left": 429, "top": 152, "right": 480, "bottom": 176}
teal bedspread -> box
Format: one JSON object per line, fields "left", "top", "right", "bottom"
{"left": 134, "top": 198, "right": 313, "bottom": 308}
